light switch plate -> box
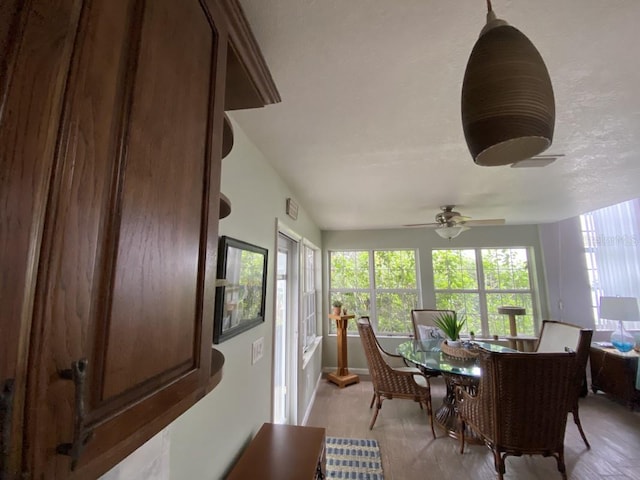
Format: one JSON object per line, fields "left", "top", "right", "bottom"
{"left": 252, "top": 337, "right": 264, "bottom": 364}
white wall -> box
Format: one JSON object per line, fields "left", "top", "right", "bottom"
{"left": 321, "top": 225, "right": 549, "bottom": 371}
{"left": 102, "top": 119, "right": 323, "bottom": 480}
{"left": 539, "top": 217, "right": 598, "bottom": 332}
{"left": 170, "top": 119, "right": 322, "bottom": 479}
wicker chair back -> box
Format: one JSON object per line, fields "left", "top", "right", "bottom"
{"left": 457, "top": 349, "right": 576, "bottom": 479}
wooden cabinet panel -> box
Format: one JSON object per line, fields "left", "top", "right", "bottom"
{"left": 2, "top": 0, "right": 279, "bottom": 478}
{"left": 102, "top": 0, "right": 212, "bottom": 399}
{"left": 0, "top": 1, "right": 84, "bottom": 477}
{"left": 23, "top": 1, "right": 223, "bottom": 477}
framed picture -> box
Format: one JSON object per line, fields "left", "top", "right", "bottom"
{"left": 213, "top": 236, "right": 268, "bottom": 343}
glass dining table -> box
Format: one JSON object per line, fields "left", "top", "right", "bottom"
{"left": 397, "top": 339, "right": 514, "bottom": 442}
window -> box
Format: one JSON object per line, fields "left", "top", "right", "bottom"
{"left": 302, "top": 243, "right": 320, "bottom": 352}
{"left": 580, "top": 213, "right": 604, "bottom": 327}
{"left": 580, "top": 198, "right": 640, "bottom": 330}
{"left": 432, "top": 248, "right": 536, "bottom": 337}
{"left": 329, "top": 250, "right": 420, "bottom": 335}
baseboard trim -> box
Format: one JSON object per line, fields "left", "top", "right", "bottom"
{"left": 301, "top": 374, "right": 322, "bottom": 426}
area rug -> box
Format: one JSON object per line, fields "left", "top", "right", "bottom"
{"left": 325, "top": 437, "right": 384, "bottom": 479}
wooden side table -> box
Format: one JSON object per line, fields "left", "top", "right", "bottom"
{"left": 327, "top": 314, "right": 359, "bottom": 388}
{"left": 590, "top": 344, "right": 639, "bottom": 410}
{"left": 226, "top": 423, "right": 326, "bottom": 479}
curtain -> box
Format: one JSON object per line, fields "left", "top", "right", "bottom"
{"left": 590, "top": 198, "right": 640, "bottom": 329}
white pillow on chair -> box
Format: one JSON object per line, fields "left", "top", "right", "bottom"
{"left": 417, "top": 324, "right": 445, "bottom": 341}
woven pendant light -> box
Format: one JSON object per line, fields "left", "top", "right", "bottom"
{"left": 461, "top": 0, "right": 555, "bottom": 166}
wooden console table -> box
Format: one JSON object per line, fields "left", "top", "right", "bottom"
{"left": 590, "top": 344, "right": 639, "bottom": 410}
{"left": 226, "top": 423, "right": 326, "bottom": 480}
{"left": 327, "top": 314, "right": 360, "bottom": 388}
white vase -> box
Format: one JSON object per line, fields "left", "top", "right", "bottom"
{"left": 447, "top": 340, "right": 461, "bottom": 348}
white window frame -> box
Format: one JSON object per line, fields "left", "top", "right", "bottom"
{"left": 432, "top": 247, "right": 538, "bottom": 337}
{"left": 301, "top": 240, "right": 320, "bottom": 353}
{"left": 328, "top": 249, "right": 421, "bottom": 336}
{"left": 580, "top": 213, "right": 605, "bottom": 328}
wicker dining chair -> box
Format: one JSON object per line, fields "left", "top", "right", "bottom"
{"left": 410, "top": 308, "right": 455, "bottom": 341}
{"left": 410, "top": 309, "right": 455, "bottom": 381}
{"left": 536, "top": 319, "right": 593, "bottom": 448}
{"left": 356, "top": 317, "right": 436, "bottom": 438}
{"left": 457, "top": 349, "right": 576, "bottom": 480}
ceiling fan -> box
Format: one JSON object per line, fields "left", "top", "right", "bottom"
{"left": 404, "top": 205, "right": 505, "bottom": 239}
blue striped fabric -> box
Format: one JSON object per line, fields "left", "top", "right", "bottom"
{"left": 325, "top": 437, "right": 384, "bottom": 479}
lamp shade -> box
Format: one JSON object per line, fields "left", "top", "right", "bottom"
{"left": 461, "top": 7, "right": 555, "bottom": 166}
{"left": 599, "top": 296, "right": 640, "bottom": 322}
{"left": 435, "top": 225, "right": 470, "bottom": 240}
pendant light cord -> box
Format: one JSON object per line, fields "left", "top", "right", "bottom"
{"left": 487, "top": 0, "right": 493, "bottom": 12}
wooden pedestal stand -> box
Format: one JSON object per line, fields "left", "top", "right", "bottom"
{"left": 327, "top": 314, "right": 359, "bottom": 388}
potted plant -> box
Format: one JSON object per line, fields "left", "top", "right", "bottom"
{"left": 332, "top": 299, "right": 343, "bottom": 316}
{"left": 433, "top": 311, "right": 466, "bottom": 347}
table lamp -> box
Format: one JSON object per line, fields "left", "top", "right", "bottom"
{"left": 599, "top": 296, "right": 639, "bottom": 353}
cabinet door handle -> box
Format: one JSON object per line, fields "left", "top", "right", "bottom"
{"left": 56, "top": 359, "right": 93, "bottom": 471}
{"left": 1, "top": 378, "right": 15, "bottom": 479}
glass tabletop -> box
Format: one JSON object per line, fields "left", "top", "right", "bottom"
{"left": 397, "top": 339, "right": 515, "bottom": 378}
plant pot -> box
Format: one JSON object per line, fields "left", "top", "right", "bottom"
{"left": 446, "top": 340, "right": 461, "bottom": 348}
{"left": 332, "top": 306, "right": 342, "bottom": 316}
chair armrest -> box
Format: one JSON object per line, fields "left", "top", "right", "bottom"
{"left": 375, "top": 340, "right": 404, "bottom": 359}
{"left": 381, "top": 350, "right": 405, "bottom": 360}
{"left": 392, "top": 367, "right": 431, "bottom": 386}
{"left": 455, "top": 384, "right": 478, "bottom": 404}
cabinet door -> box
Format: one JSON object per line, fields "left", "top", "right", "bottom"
{"left": 24, "top": 0, "right": 225, "bottom": 477}
{"left": 1, "top": 1, "right": 85, "bottom": 477}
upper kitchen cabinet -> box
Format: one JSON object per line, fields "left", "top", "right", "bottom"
{"left": 0, "top": 1, "right": 279, "bottom": 478}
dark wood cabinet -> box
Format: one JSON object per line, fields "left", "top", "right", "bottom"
{"left": 0, "top": 1, "right": 278, "bottom": 479}
{"left": 590, "top": 345, "right": 640, "bottom": 409}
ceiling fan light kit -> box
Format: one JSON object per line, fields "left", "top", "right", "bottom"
{"left": 435, "top": 225, "right": 470, "bottom": 240}
{"left": 461, "top": 0, "right": 555, "bottom": 167}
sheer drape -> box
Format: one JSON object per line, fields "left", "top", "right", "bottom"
{"left": 589, "top": 198, "right": 640, "bottom": 329}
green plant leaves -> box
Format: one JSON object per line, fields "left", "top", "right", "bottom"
{"left": 433, "top": 311, "right": 466, "bottom": 341}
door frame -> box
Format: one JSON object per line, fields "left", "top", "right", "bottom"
{"left": 271, "top": 220, "right": 302, "bottom": 424}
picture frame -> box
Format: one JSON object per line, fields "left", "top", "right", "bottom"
{"left": 213, "top": 236, "right": 268, "bottom": 343}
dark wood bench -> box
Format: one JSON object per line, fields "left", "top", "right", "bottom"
{"left": 226, "top": 423, "right": 326, "bottom": 480}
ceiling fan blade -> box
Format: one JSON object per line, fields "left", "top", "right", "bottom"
{"left": 403, "top": 222, "right": 440, "bottom": 228}
{"left": 461, "top": 218, "right": 505, "bottom": 226}
{"left": 449, "top": 215, "right": 472, "bottom": 223}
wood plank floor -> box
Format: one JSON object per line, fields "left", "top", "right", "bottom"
{"left": 305, "top": 376, "right": 640, "bottom": 479}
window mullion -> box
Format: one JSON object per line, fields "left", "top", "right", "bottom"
{"left": 369, "top": 250, "right": 377, "bottom": 329}
{"left": 524, "top": 248, "right": 541, "bottom": 334}
{"left": 476, "top": 249, "right": 490, "bottom": 336}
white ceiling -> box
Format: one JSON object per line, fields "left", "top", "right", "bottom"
{"left": 232, "top": 0, "right": 640, "bottom": 230}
